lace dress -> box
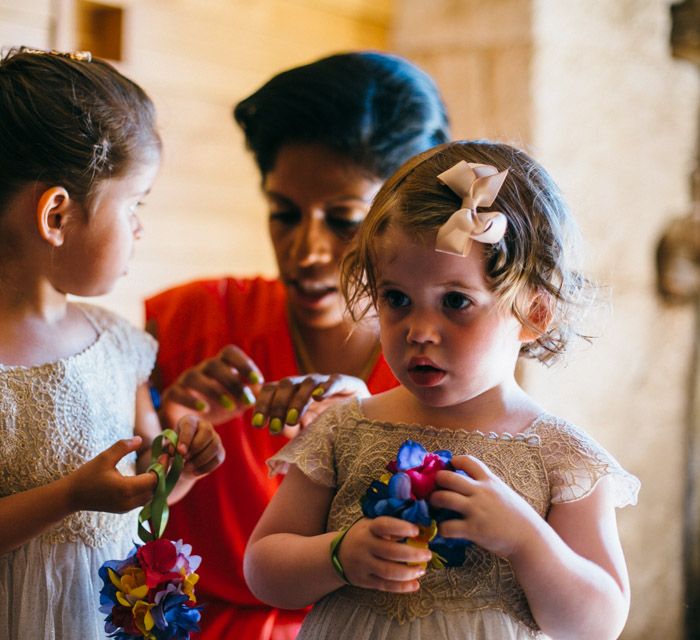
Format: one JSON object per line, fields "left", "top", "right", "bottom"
{"left": 0, "top": 304, "right": 157, "bottom": 640}
{"left": 269, "top": 398, "right": 640, "bottom": 640}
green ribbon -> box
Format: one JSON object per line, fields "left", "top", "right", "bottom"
{"left": 137, "top": 429, "right": 183, "bottom": 542}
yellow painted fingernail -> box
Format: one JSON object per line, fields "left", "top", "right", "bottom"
{"left": 242, "top": 387, "right": 256, "bottom": 406}
{"left": 251, "top": 412, "right": 265, "bottom": 427}
{"left": 269, "top": 418, "right": 283, "bottom": 434}
{"left": 286, "top": 408, "right": 299, "bottom": 425}
{"left": 311, "top": 386, "right": 325, "bottom": 398}
{"left": 195, "top": 400, "right": 207, "bottom": 411}
{"left": 219, "top": 394, "right": 235, "bottom": 410}
{"left": 248, "top": 371, "right": 261, "bottom": 384}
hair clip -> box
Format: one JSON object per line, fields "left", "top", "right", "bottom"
{"left": 435, "top": 160, "right": 508, "bottom": 257}
{"left": 20, "top": 47, "right": 92, "bottom": 62}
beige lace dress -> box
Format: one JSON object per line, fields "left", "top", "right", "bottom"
{"left": 0, "top": 304, "right": 157, "bottom": 640}
{"left": 269, "top": 398, "right": 640, "bottom": 640}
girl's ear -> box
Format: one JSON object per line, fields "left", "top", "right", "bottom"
{"left": 518, "top": 292, "right": 553, "bottom": 343}
{"left": 36, "top": 186, "right": 72, "bottom": 247}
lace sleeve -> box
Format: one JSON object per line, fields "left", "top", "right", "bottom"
{"left": 267, "top": 402, "right": 350, "bottom": 488}
{"left": 535, "top": 417, "right": 640, "bottom": 508}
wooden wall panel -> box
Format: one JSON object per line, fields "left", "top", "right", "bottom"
{"left": 2, "top": 1, "right": 393, "bottom": 323}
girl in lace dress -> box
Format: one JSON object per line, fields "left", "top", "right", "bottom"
{"left": 0, "top": 48, "right": 224, "bottom": 639}
{"left": 245, "top": 140, "right": 640, "bottom": 639}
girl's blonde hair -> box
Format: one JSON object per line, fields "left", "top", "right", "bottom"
{"left": 341, "top": 140, "right": 594, "bottom": 365}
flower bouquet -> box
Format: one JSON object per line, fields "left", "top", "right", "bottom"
{"left": 361, "top": 439, "right": 471, "bottom": 568}
{"left": 99, "top": 430, "right": 203, "bottom": 639}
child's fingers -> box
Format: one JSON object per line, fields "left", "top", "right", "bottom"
{"left": 369, "top": 516, "right": 420, "bottom": 540}
{"left": 449, "top": 454, "right": 491, "bottom": 480}
{"left": 99, "top": 437, "right": 142, "bottom": 467}
{"left": 434, "top": 468, "right": 477, "bottom": 494}
{"left": 430, "top": 488, "right": 470, "bottom": 516}
{"left": 367, "top": 575, "right": 422, "bottom": 593}
{"left": 371, "top": 537, "right": 432, "bottom": 565}
{"left": 174, "top": 415, "right": 199, "bottom": 454}
{"left": 186, "top": 436, "right": 225, "bottom": 475}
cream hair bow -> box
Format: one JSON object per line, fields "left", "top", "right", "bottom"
{"left": 435, "top": 161, "right": 509, "bottom": 256}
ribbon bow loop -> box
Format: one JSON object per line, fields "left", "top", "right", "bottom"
{"left": 435, "top": 161, "right": 509, "bottom": 256}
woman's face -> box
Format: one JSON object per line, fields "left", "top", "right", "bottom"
{"left": 264, "top": 143, "right": 381, "bottom": 329}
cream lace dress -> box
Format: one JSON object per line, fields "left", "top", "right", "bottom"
{"left": 0, "top": 304, "right": 157, "bottom": 640}
{"left": 269, "top": 398, "right": 640, "bottom": 640}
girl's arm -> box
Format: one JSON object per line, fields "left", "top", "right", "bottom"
{"left": 0, "top": 437, "right": 155, "bottom": 556}
{"left": 133, "top": 383, "right": 225, "bottom": 504}
{"left": 512, "top": 479, "right": 629, "bottom": 640}
{"left": 245, "top": 465, "right": 430, "bottom": 609}
{"left": 433, "top": 456, "right": 629, "bottom": 640}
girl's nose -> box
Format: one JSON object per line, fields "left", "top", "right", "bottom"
{"left": 292, "top": 214, "right": 332, "bottom": 268}
{"left": 405, "top": 312, "right": 440, "bottom": 345}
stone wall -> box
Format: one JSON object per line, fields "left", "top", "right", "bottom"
{"left": 394, "top": 1, "right": 699, "bottom": 638}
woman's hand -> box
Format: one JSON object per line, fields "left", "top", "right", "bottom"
{"left": 338, "top": 516, "right": 430, "bottom": 592}
{"left": 160, "top": 345, "right": 263, "bottom": 425}
{"left": 430, "top": 454, "right": 541, "bottom": 559}
{"left": 251, "top": 373, "right": 370, "bottom": 437}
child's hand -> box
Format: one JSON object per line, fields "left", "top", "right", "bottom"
{"left": 66, "top": 437, "right": 157, "bottom": 513}
{"left": 161, "top": 345, "right": 263, "bottom": 425}
{"left": 431, "top": 455, "right": 540, "bottom": 559}
{"left": 173, "top": 414, "right": 225, "bottom": 479}
{"left": 337, "top": 516, "right": 431, "bottom": 592}
{"left": 251, "top": 373, "right": 370, "bottom": 437}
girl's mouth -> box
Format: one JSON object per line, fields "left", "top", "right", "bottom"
{"left": 407, "top": 360, "right": 446, "bottom": 387}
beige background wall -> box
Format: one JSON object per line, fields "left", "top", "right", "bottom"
{"left": 2, "top": 1, "right": 698, "bottom": 638}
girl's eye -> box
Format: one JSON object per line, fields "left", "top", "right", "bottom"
{"left": 443, "top": 291, "right": 471, "bottom": 310}
{"left": 382, "top": 289, "right": 410, "bottom": 309}
{"left": 269, "top": 210, "right": 301, "bottom": 225}
{"left": 129, "top": 201, "right": 145, "bottom": 214}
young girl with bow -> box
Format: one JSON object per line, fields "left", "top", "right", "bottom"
{"left": 245, "top": 140, "right": 640, "bottom": 639}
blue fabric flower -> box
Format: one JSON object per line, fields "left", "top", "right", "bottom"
{"left": 361, "top": 440, "right": 473, "bottom": 568}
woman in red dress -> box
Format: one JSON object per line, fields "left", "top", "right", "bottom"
{"left": 145, "top": 52, "right": 450, "bottom": 640}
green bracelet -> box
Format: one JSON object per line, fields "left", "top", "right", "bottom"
{"left": 329, "top": 524, "right": 354, "bottom": 585}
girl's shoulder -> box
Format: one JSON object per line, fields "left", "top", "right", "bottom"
{"left": 267, "top": 399, "right": 362, "bottom": 486}
{"left": 74, "top": 302, "right": 157, "bottom": 376}
{"left": 526, "top": 413, "right": 640, "bottom": 508}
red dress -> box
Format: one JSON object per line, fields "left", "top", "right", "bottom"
{"left": 145, "top": 277, "right": 398, "bottom": 640}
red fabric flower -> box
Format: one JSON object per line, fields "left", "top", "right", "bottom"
{"left": 403, "top": 453, "right": 448, "bottom": 499}
{"left": 137, "top": 539, "right": 181, "bottom": 588}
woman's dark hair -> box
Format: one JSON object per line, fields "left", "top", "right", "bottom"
{"left": 0, "top": 47, "right": 161, "bottom": 211}
{"left": 233, "top": 51, "right": 450, "bottom": 179}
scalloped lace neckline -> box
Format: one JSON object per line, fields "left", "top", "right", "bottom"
{"left": 349, "top": 397, "right": 548, "bottom": 445}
